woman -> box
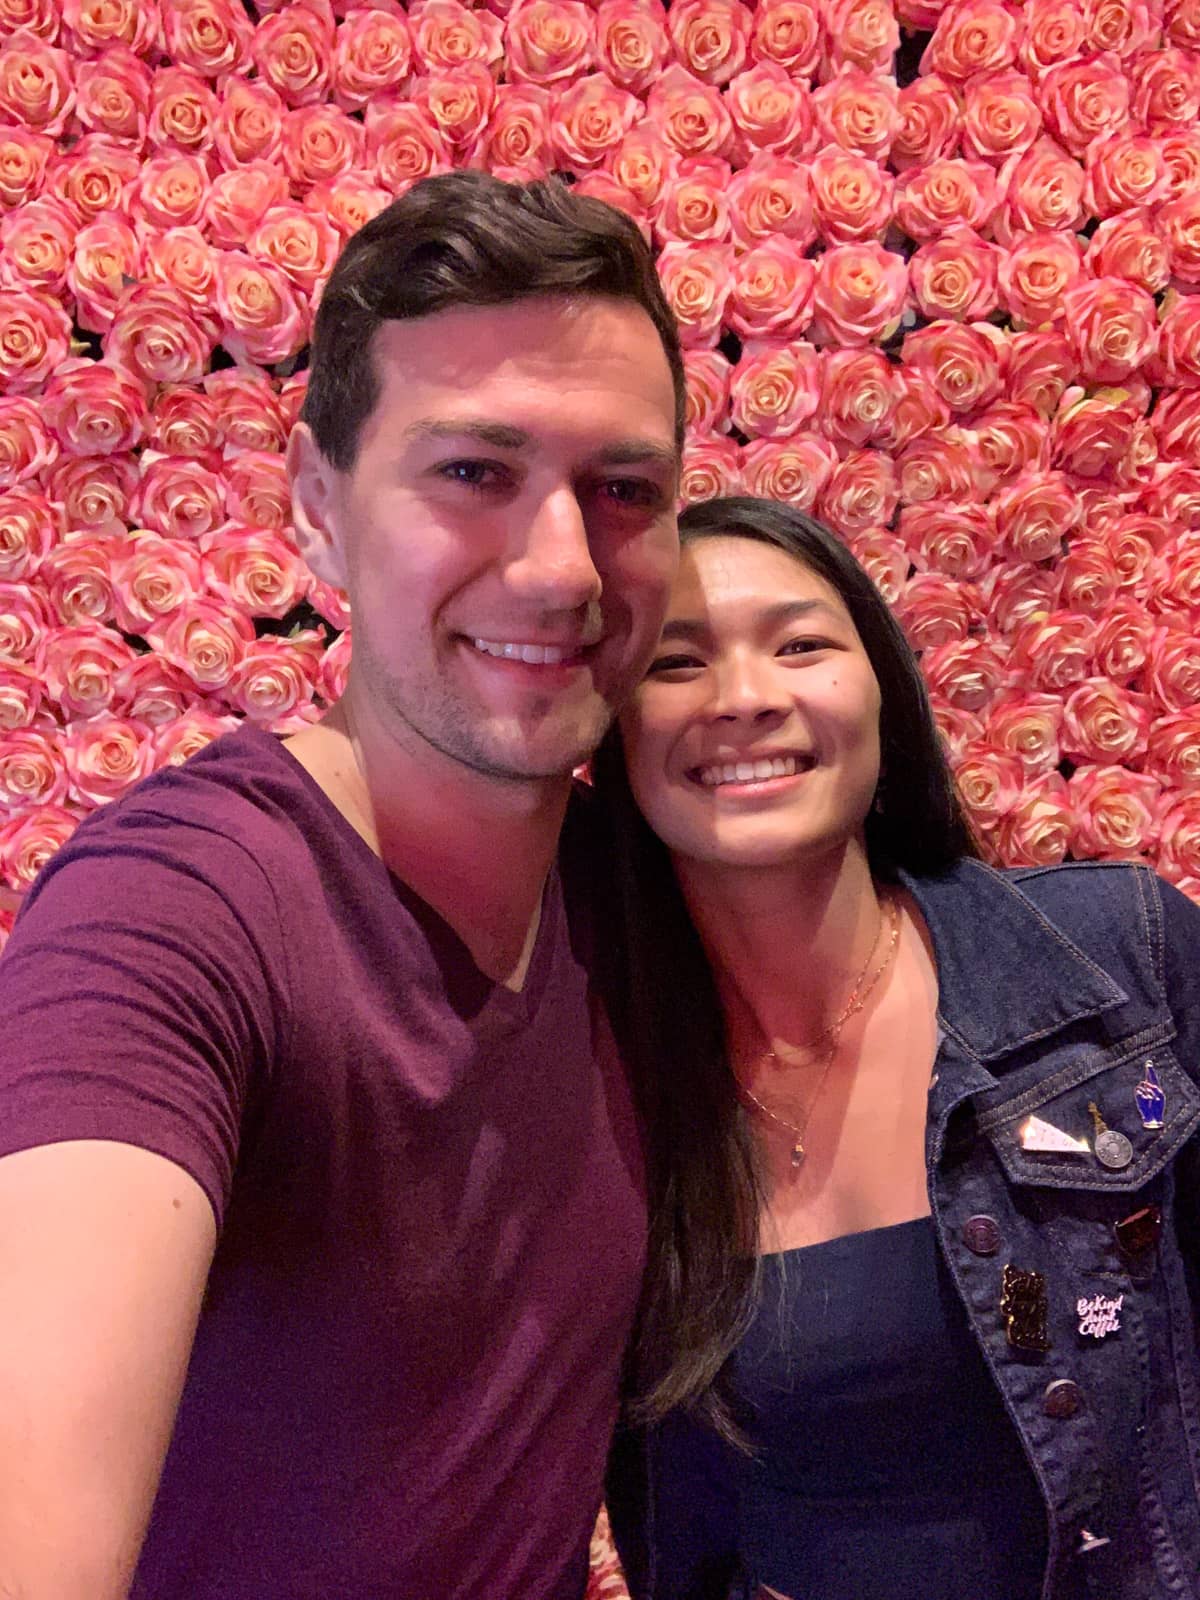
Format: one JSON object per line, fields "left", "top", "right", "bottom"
{"left": 592, "top": 497, "right": 1200, "bottom": 1600}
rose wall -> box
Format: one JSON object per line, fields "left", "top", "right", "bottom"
{"left": 1, "top": 0, "right": 1200, "bottom": 967}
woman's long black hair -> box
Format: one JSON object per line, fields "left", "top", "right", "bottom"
{"left": 590, "top": 497, "right": 978, "bottom": 1440}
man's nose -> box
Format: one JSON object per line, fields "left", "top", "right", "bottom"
{"left": 504, "top": 489, "right": 603, "bottom": 611}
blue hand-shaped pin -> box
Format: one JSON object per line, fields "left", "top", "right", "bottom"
{"left": 1135, "top": 1062, "right": 1165, "bottom": 1130}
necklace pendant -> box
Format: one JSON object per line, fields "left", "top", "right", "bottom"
{"left": 790, "top": 1140, "right": 805, "bottom": 1168}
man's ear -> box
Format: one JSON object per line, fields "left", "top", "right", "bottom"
{"left": 287, "top": 422, "right": 349, "bottom": 591}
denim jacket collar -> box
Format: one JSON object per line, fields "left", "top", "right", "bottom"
{"left": 899, "top": 859, "right": 1128, "bottom": 1065}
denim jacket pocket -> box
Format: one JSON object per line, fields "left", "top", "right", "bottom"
{"left": 974, "top": 1030, "right": 1200, "bottom": 1193}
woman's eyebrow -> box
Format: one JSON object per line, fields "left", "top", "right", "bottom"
{"left": 658, "top": 598, "right": 842, "bottom": 642}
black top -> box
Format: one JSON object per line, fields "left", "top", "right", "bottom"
{"left": 640, "top": 1217, "right": 1048, "bottom": 1599}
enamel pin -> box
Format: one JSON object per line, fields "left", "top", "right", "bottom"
{"left": 1077, "top": 1292, "right": 1123, "bottom": 1339}
{"left": 1020, "top": 1115, "right": 1090, "bottom": 1155}
{"left": 1088, "top": 1102, "right": 1134, "bottom": 1171}
{"left": 1001, "top": 1264, "right": 1051, "bottom": 1353}
{"left": 1135, "top": 1061, "right": 1165, "bottom": 1130}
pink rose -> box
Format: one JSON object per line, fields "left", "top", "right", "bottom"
{"left": 729, "top": 339, "right": 821, "bottom": 438}
{"left": 1009, "top": 609, "right": 1096, "bottom": 690}
{"left": 655, "top": 241, "right": 733, "bottom": 348}
{"left": 997, "top": 229, "right": 1085, "bottom": 326}
{"left": 1158, "top": 130, "right": 1200, "bottom": 198}
{"left": 1145, "top": 708, "right": 1200, "bottom": 790}
{"left": 162, "top": 0, "right": 253, "bottom": 77}
{"left": 1154, "top": 390, "right": 1200, "bottom": 467}
{"left": 148, "top": 66, "right": 219, "bottom": 153}
{"left": 1039, "top": 52, "right": 1131, "bottom": 155}
{"left": 1086, "top": 0, "right": 1161, "bottom": 55}
{"left": 604, "top": 122, "right": 676, "bottom": 213}
{"left": 682, "top": 348, "right": 733, "bottom": 433}
{"left": 666, "top": 0, "right": 749, "bottom": 86}
{"left": 996, "top": 137, "right": 1087, "bottom": 240}
{"left": 222, "top": 632, "right": 324, "bottom": 725}
{"left": 215, "top": 250, "right": 309, "bottom": 367}
{"left": 1156, "top": 792, "right": 1200, "bottom": 884}
{"left": 305, "top": 173, "right": 393, "bottom": 238}
{"left": 1146, "top": 623, "right": 1200, "bottom": 713}
{"left": 1166, "top": 0, "right": 1200, "bottom": 46}
{"left": 332, "top": 6, "right": 412, "bottom": 109}
{"left": 1156, "top": 292, "right": 1200, "bottom": 388}
{"left": 679, "top": 433, "right": 742, "bottom": 503}
{"left": 1159, "top": 189, "right": 1200, "bottom": 288}
{"left": 1062, "top": 674, "right": 1152, "bottom": 762}
{"left": 0, "top": 580, "right": 50, "bottom": 667}
{"left": 276, "top": 373, "right": 307, "bottom": 432}
{"left": 252, "top": 0, "right": 334, "bottom": 108}
{"left": 966, "top": 402, "right": 1047, "bottom": 490}
{"left": 953, "top": 739, "right": 1025, "bottom": 835}
{"left": 550, "top": 71, "right": 640, "bottom": 169}
{"left": 44, "top": 624, "right": 136, "bottom": 717}
{"left": 1105, "top": 517, "right": 1157, "bottom": 598}
{"left": 215, "top": 77, "right": 285, "bottom": 167}
{"left": 963, "top": 70, "right": 1043, "bottom": 164}
{"left": 891, "top": 570, "right": 985, "bottom": 649}
{"left": 1052, "top": 387, "right": 1149, "bottom": 480}
{"left": 1132, "top": 46, "right": 1200, "bottom": 133}
{"left": 819, "top": 347, "right": 893, "bottom": 449}
{"left": 728, "top": 154, "right": 815, "bottom": 252}
{"left": 727, "top": 62, "right": 814, "bottom": 158}
{"left": 143, "top": 228, "right": 221, "bottom": 327}
{"left": 749, "top": 0, "right": 822, "bottom": 79}
{"left": 0, "top": 288, "right": 70, "bottom": 396}
{"left": 995, "top": 773, "right": 1073, "bottom": 867}
{"left": 892, "top": 76, "right": 962, "bottom": 172}
{"left": 0, "top": 487, "right": 58, "bottom": 583}
{"left": 62, "top": 715, "right": 155, "bottom": 808}
{"left": 814, "top": 68, "right": 898, "bottom": 164}
{"left": 223, "top": 451, "right": 291, "bottom": 531}
{"left": 910, "top": 228, "right": 1000, "bottom": 321}
{"left": 1006, "top": 328, "right": 1076, "bottom": 414}
{"left": 848, "top": 531, "right": 911, "bottom": 605}
{"left": 318, "top": 628, "right": 351, "bottom": 704}
{"left": 248, "top": 201, "right": 341, "bottom": 296}
{"left": 104, "top": 284, "right": 213, "bottom": 388}
{"left": 0, "top": 398, "right": 57, "bottom": 490}
{"left": 1086, "top": 130, "right": 1169, "bottom": 217}
{"left": 932, "top": 701, "right": 986, "bottom": 762}
{"left": 985, "top": 691, "right": 1064, "bottom": 774}
{"left": 1092, "top": 597, "right": 1154, "bottom": 681}
{"left": 655, "top": 158, "right": 732, "bottom": 246}
{"left": 593, "top": 0, "right": 670, "bottom": 94}
{"left": 818, "top": 448, "right": 900, "bottom": 537}
{"left": 280, "top": 104, "right": 367, "bottom": 189}
{"left": 46, "top": 453, "right": 137, "bottom": 534}
{"left": 645, "top": 64, "right": 734, "bottom": 160}
{"left": 366, "top": 98, "right": 451, "bottom": 192}
{"left": 1069, "top": 764, "right": 1161, "bottom": 859}
{"left": 0, "top": 804, "right": 79, "bottom": 890}
{"left": 810, "top": 241, "right": 907, "bottom": 346}
{"left": 409, "top": 0, "right": 503, "bottom": 73}
{"left": 0, "top": 661, "right": 42, "bottom": 729}
{"left": 0, "top": 30, "right": 75, "bottom": 136}
{"left": 149, "top": 387, "right": 221, "bottom": 460}
{"left": 41, "top": 536, "right": 118, "bottom": 629}
{"left": 901, "top": 320, "right": 1004, "bottom": 414}
{"left": 728, "top": 236, "right": 815, "bottom": 339}
{"left": 894, "top": 158, "right": 1000, "bottom": 240}
{"left": 809, "top": 149, "right": 893, "bottom": 244}
{"left": 474, "top": 82, "right": 553, "bottom": 177}
{"left": 204, "top": 370, "right": 288, "bottom": 453}
{"left": 153, "top": 707, "right": 239, "bottom": 769}
{"left": 68, "top": 216, "right": 142, "bottom": 334}
{"left": 569, "top": 170, "right": 650, "bottom": 235}
{"left": 740, "top": 433, "right": 837, "bottom": 510}
{"left": 110, "top": 531, "right": 206, "bottom": 636}
{"left": 43, "top": 360, "right": 148, "bottom": 459}
{"left": 899, "top": 499, "right": 1000, "bottom": 580}
{"left": 1062, "top": 275, "right": 1159, "bottom": 382}
{"left": 823, "top": 0, "right": 899, "bottom": 73}
{"left": 132, "top": 453, "right": 227, "bottom": 543}
{"left": 411, "top": 65, "right": 496, "bottom": 157}
{"left": 505, "top": 0, "right": 594, "bottom": 86}
{"left": 895, "top": 429, "right": 981, "bottom": 503}
{"left": 74, "top": 46, "right": 152, "bottom": 144}
{"left": 202, "top": 163, "right": 289, "bottom": 251}
{"left": 921, "top": 634, "right": 1008, "bottom": 713}
{"left": 127, "top": 150, "right": 211, "bottom": 233}
{"left": 878, "top": 366, "right": 951, "bottom": 452}
{"left": 994, "top": 467, "right": 1080, "bottom": 560}
{"left": 0, "top": 123, "right": 52, "bottom": 209}
{"left": 921, "top": 0, "right": 1021, "bottom": 81}
{"left": 111, "top": 655, "right": 200, "bottom": 726}
{"left": 981, "top": 561, "right": 1061, "bottom": 638}
{"left": 308, "top": 576, "right": 351, "bottom": 630}
{"left": 62, "top": 0, "right": 157, "bottom": 53}
{"left": 201, "top": 524, "right": 310, "bottom": 619}
{"left": 148, "top": 597, "right": 255, "bottom": 691}
{"left": 1086, "top": 210, "right": 1170, "bottom": 293}
{"left": 48, "top": 135, "right": 141, "bottom": 225}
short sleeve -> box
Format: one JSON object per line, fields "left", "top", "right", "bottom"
{"left": 0, "top": 806, "right": 289, "bottom": 1227}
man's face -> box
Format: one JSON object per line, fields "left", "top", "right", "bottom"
{"left": 291, "top": 296, "right": 680, "bottom": 783}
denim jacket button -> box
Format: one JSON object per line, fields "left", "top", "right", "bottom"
{"left": 962, "top": 1215, "right": 1002, "bottom": 1255}
{"left": 1043, "top": 1379, "right": 1084, "bottom": 1419}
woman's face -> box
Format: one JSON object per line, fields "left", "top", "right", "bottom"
{"left": 620, "top": 535, "right": 883, "bottom": 873}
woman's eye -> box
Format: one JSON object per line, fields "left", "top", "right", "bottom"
{"left": 647, "top": 653, "right": 703, "bottom": 674}
{"left": 780, "top": 637, "right": 830, "bottom": 657}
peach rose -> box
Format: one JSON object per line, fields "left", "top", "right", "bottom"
{"left": 931, "top": 701, "right": 985, "bottom": 761}
{"left": 318, "top": 628, "right": 351, "bottom": 704}
{"left": 1062, "top": 674, "right": 1152, "bottom": 762}
{"left": 47, "top": 135, "right": 141, "bottom": 224}
{"left": 993, "top": 467, "right": 1079, "bottom": 561}
{"left": 411, "top": 65, "right": 496, "bottom": 157}
{"left": 0, "top": 485, "right": 57, "bottom": 587}
{"left": 131, "top": 452, "right": 225, "bottom": 544}
{"left": 1039, "top": 52, "right": 1131, "bottom": 156}
{"left": 1154, "top": 389, "right": 1200, "bottom": 465}
{"left": 201, "top": 524, "right": 310, "bottom": 619}
{"left": 892, "top": 76, "right": 962, "bottom": 172}
{"left": 1149, "top": 530, "right": 1200, "bottom": 619}
{"left": 143, "top": 228, "right": 221, "bottom": 331}
{"left": 655, "top": 241, "right": 733, "bottom": 348}
{"left": 810, "top": 241, "right": 907, "bottom": 346}
{"left": 1053, "top": 387, "right": 1150, "bottom": 480}
{"left": 550, "top": 71, "right": 640, "bottom": 168}
{"left": 824, "top": 0, "right": 900, "bottom": 73}
{"left": 68, "top": 216, "right": 142, "bottom": 335}
{"left": 0, "top": 30, "right": 75, "bottom": 137}
{"left": 995, "top": 772, "right": 1073, "bottom": 866}
{"left": 981, "top": 557, "right": 1062, "bottom": 637}
{"left": 332, "top": 6, "right": 412, "bottom": 109}
{"left": 909, "top": 228, "right": 1000, "bottom": 321}
{"left": 111, "top": 655, "right": 199, "bottom": 726}
{"left": 305, "top": 173, "right": 393, "bottom": 238}
{"left": 728, "top": 154, "right": 815, "bottom": 252}
{"left": 1159, "top": 129, "right": 1200, "bottom": 198}
{"left": 749, "top": 0, "right": 822, "bottom": 80}
{"left": 900, "top": 499, "right": 1000, "bottom": 580}
{"left": 809, "top": 148, "right": 893, "bottom": 244}
{"left": 818, "top": 448, "right": 900, "bottom": 536}
{"left": 1132, "top": 46, "right": 1200, "bottom": 133}
{"left": 215, "top": 250, "right": 309, "bottom": 367}
{"left": 1156, "top": 791, "right": 1200, "bottom": 883}
{"left": 409, "top": 0, "right": 502, "bottom": 73}
{"left": 0, "top": 803, "right": 79, "bottom": 888}
{"left": 248, "top": 201, "right": 341, "bottom": 296}
{"left": 1009, "top": 608, "right": 1096, "bottom": 690}
{"left": 593, "top": 0, "right": 670, "bottom": 94}
{"left": 505, "top": 0, "right": 594, "bottom": 86}
{"left": 921, "top": 634, "right": 1008, "bottom": 713}
{"left": 47, "top": 452, "right": 138, "bottom": 533}
{"left": 110, "top": 530, "right": 205, "bottom": 636}
{"left": 222, "top": 632, "right": 324, "bottom": 726}
{"left": 891, "top": 570, "right": 984, "bottom": 649}
{"left": 280, "top": 104, "right": 368, "bottom": 189}
{"left": 901, "top": 320, "right": 1004, "bottom": 414}
{"left": 276, "top": 373, "right": 307, "bottom": 432}
{"left": 1145, "top": 708, "right": 1200, "bottom": 790}
{"left": 921, "top": 0, "right": 1021, "bottom": 81}
{"left": 679, "top": 433, "right": 742, "bottom": 503}
{"left": 1086, "top": 0, "right": 1161, "bottom": 54}
{"left": 962, "top": 70, "right": 1043, "bottom": 164}
{"left": 204, "top": 370, "right": 288, "bottom": 453}
{"left": 1166, "top": 0, "right": 1200, "bottom": 46}
{"left": 878, "top": 365, "right": 951, "bottom": 452}
{"left": 894, "top": 157, "right": 1000, "bottom": 240}
{"left": 61, "top": 0, "right": 158, "bottom": 55}
{"left": 1085, "top": 210, "right": 1170, "bottom": 293}
{"left": 41, "top": 535, "right": 117, "bottom": 629}
{"left": 1085, "top": 130, "right": 1169, "bottom": 218}
{"left": 848, "top": 531, "right": 911, "bottom": 605}
{"left": 1105, "top": 516, "right": 1157, "bottom": 598}
{"left": 162, "top": 0, "right": 253, "bottom": 77}
{"left": 152, "top": 707, "right": 239, "bottom": 769}
{"left": 1005, "top": 327, "right": 1076, "bottom": 414}
{"left": 0, "top": 661, "right": 42, "bottom": 729}
{"left": 104, "top": 284, "right": 212, "bottom": 388}
{"left": 127, "top": 150, "right": 211, "bottom": 233}
{"left": 655, "top": 159, "right": 732, "bottom": 246}
{"left": 1156, "top": 292, "right": 1200, "bottom": 388}
{"left": 44, "top": 623, "right": 136, "bottom": 717}
{"left": 252, "top": 0, "right": 334, "bottom": 108}
{"left": 728, "top": 235, "right": 815, "bottom": 339}
{"left": 0, "top": 397, "right": 57, "bottom": 490}
{"left": 814, "top": 68, "right": 898, "bottom": 164}
{"left": 43, "top": 360, "right": 148, "bottom": 459}
{"left": 0, "top": 123, "right": 52, "bottom": 209}
{"left": 148, "top": 597, "right": 255, "bottom": 691}
{"left": 62, "top": 714, "right": 154, "bottom": 808}
{"left": 1159, "top": 189, "right": 1200, "bottom": 288}
{"left": 474, "top": 82, "right": 554, "bottom": 177}
{"left": 74, "top": 46, "right": 152, "bottom": 144}
{"left": 366, "top": 98, "right": 451, "bottom": 193}
{"left": 667, "top": 0, "right": 749, "bottom": 86}
{"left": 201, "top": 164, "right": 287, "bottom": 253}
{"left": 727, "top": 62, "right": 814, "bottom": 158}
{"left": 729, "top": 338, "right": 821, "bottom": 437}
{"left": 0, "top": 288, "right": 70, "bottom": 396}
{"left": 895, "top": 429, "right": 981, "bottom": 504}
{"left": 967, "top": 402, "right": 1048, "bottom": 490}
{"left": 819, "top": 347, "right": 893, "bottom": 449}
{"left": 308, "top": 576, "right": 351, "bottom": 630}
{"left": 645, "top": 63, "right": 734, "bottom": 160}
{"left": 682, "top": 348, "right": 733, "bottom": 433}
{"left": 223, "top": 450, "right": 291, "bottom": 531}
{"left": 215, "top": 77, "right": 285, "bottom": 167}
{"left": 1062, "top": 276, "right": 1159, "bottom": 382}
{"left": 1069, "top": 764, "right": 1161, "bottom": 859}
{"left": 740, "top": 433, "right": 837, "bottom": 510}
{"left": 953, "top": 739, "right": 1025, "bottom": 834}
{"left": 0, "top": 579, "right": 51, "bottom": 666}
{"left": 148, "top": 66, "right": 219, "bottom": 153}
{"left": 1092, "top": 596, "right": 1154, "bottom": 681}
{"left": 996, "top": 137, "right": 1087, "bottom": 240}
{"left": 985, "top": 691, "right": 1064, "bottom": 774}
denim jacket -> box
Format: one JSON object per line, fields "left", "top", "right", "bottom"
{"left": 610, "top": 859, "right": 1200, "bottom": 1600}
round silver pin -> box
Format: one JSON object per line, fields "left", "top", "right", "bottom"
{"left": 1094, "top": 1128, "right": 1134, "bottom": 1170}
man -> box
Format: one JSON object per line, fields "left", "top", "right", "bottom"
{"left": 0, "top": 173, "right": 683, "bottom": 1598}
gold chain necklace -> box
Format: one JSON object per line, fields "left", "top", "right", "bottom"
{"left": 738, "top": 898, "right": 901, "bottom": 1170}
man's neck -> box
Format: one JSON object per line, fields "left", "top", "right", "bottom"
{"left": 286, "top": 701, "right": 570, "bottom": 989}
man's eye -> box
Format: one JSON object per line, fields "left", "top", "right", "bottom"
{"left": 600, "top": 478, "right": 663, "bottom": 508}
{"left": 436, "top": 460, "right": 507, "bottom": 490}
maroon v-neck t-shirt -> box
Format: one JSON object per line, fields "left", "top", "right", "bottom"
{"left": 0, "top": 728, "right": 646, "bottom": 1598}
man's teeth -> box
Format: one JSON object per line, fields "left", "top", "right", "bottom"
{"left": 697, "top": 756, "right": 805, "bottom": 787}
{"left": 472, "top": 639, "right": 570, "bottom": 664}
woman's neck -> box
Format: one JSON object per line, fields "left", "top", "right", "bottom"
{"left": 675, "top": 843, "right": 887, "bottom": 1055}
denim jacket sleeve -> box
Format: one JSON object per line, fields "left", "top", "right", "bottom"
{"left": 1159, "top": 877, "right": 1200, "bottom": 1305}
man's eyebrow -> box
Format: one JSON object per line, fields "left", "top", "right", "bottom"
{"left": 400, "top": 420, "right": 678, "bottom": 472}
{"left": 592, "top": 440, "right": 680, "bottom": 473}
{"left": 658, "top": 598, "right": 843, "bottom": 642}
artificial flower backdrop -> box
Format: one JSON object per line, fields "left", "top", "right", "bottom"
{"left": 1, "top": 0, "right": 1199, "bottom": 965}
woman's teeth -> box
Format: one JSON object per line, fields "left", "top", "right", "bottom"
{"left": 696, "top": 755, "right": 806, "bottom": 787}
